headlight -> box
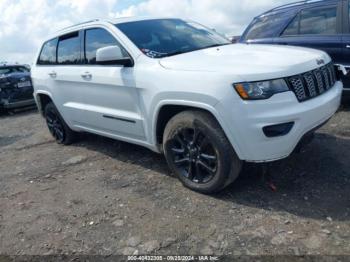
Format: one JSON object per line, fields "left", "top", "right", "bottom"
{"left": 233, "top": 79, "right": 289, "bottom": 100}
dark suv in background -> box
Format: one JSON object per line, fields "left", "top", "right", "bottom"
{"left": 0, "top": 64, "right": 35, "bottom": 112}
{"left": 240, "top": 0, "right": 350, "bottom": 95}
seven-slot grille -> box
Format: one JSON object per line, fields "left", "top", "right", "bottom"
{"left": 286, "top": 63, "right": 337, "bottom": 102}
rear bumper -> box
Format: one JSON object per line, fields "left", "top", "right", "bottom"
{"left": 1, "top": 98, "right": 36, "bottom": 109}
{"left": 217, "top": 81, "right": 342, "bottom": 162}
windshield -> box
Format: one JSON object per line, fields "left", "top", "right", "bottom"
{"left": 115, "top": 19, "right": 230, "bottom": 58}
{"left": 0, "top": 66, "right": 29, "bottom": 76}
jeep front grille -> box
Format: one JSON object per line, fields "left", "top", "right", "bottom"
{"left": 286, "top": 63, "right": 337, "bottom": 102}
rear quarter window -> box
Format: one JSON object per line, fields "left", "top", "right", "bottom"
{"left": 37, "top": 38, "right": 58, "bottom": 65}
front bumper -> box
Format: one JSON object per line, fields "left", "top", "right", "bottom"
{"left": 217, "top": 81, "right": 342, "bottom": 162}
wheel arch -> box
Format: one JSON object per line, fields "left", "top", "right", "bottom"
{"left": 35, "top": 91, "right": 54, "bottom": 116}
{"left": 152, "top": 100, "right": 243, "bottom": 159}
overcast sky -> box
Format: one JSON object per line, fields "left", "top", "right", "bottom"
{"left": 0, "top": 0, "right": 293, "bottom": 64}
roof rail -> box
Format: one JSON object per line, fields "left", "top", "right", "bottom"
{"left": 57, "top": 19, "right": 100, "bottom": 32}
{"left": 262, "top": 0, "right": 326, "bottom": 15}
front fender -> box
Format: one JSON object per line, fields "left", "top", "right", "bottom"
{"left": 150, "top": 97, "right": 244, "bottom": 159}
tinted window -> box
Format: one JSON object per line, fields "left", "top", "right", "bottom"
{"left": 0, "top": 66, "right": 29, "bottom": 75}
{"left": 299, "top": 6, "right": 337, "bottom": 35}
{"left": 244, "top": 14, "right": 286, "bottom": 40}
{"left": 85, "top": 28, "right": 128, "bottom": 64}
{"left": 116, "top": 19, "right": 230, "bottom": 58}
{"left": 38, "top": 38, "right": 57, "bottom": 65}
{"left": 57, "top": 33, "right": 80, "bottom": 64}
{"left": 283, "top": 15, "right": 299, "bottom": 36}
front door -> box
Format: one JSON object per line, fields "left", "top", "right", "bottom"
{"left": 76, "top": 27, "right": 145, "bottom": 140}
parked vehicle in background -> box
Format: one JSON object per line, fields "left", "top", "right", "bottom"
{"left": 228, "top": 35, "right": 241, "bottom": 43}
{"left": 31, "top": 17, "right": 342, "bottom": 194}
{"left": 0, "top": 64, "right": 35, "bottom": 112}
{"left": 240, "top": 0, "right": 350, "bottom": 97}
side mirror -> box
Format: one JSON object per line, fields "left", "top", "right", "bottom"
{"left": 96, "top": 46, "right": 133, "bottom": 67}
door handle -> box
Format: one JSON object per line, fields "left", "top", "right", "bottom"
{"left": 48, "top": 71, "right": 57, "bottom": 78}
{"left": 346, "top": 45, "right": 350, "bottom": 49}
{"left": 81, "top": 72, "right": 92, "bottom": 80}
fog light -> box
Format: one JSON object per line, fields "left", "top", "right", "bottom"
{"left": 263, "top": 122, "right": 294, "bottom": 137}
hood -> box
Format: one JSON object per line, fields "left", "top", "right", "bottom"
{"left": 159, "top": 44, "right": 331, "bottom": 82}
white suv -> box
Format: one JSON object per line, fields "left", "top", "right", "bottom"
{"left": 31, "top": 17, "right": 342, "bottom": 194}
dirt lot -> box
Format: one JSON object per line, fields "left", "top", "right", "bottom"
{"left": 0, "top": 107, "right": 349, "bottom": 256}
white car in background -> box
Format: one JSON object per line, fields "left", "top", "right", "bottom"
{"left": 31, "top": 17, "right": 342, "bottom": 194}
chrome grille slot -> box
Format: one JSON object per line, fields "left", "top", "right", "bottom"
{"left": 289, "top": 77, "right": 307, "bottom": 101}
{"left": 321, "top": 66, "right": 330, "bottom": 90}
{"left": 304, "top": 73, "right": 317, "bottom": 97}
{"left": 287, "top": 62, "right": 336, "bottom": 102}
{"left": 314, "top": 70, "right": 325, "bottom": 94}
{"left": 327, "top": 64, "right": 336, "bottom": 86}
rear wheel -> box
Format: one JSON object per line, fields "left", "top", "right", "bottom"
{"left": 44, "top": 102, "right": 76, "bottom": 145}
{"left": 163, "top": 110, "right": 242, "bottom": 194}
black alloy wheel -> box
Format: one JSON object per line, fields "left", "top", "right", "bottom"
{"left": 163, "top": 110, "right": 242, "bottom": 194}
{"left": 46, "top": 108, "right": 65, "bottom": 143}
{"left": 169, "top": 127, "right": 218, "bottom": 184}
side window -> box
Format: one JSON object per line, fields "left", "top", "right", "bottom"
{"left": 38, "top": 38, "right": 58, "bottom": 65}
{"left": 244, "top": 14, "right": 286, "bottom": 40}
{"left": 282, "top": 15, "right": 300, "bottom": 36}
{"left": 57, "top": 32, "right": 80, "bottom": 65}
{"left": 14, "top": 66, "right": 29, "bottom": 73}
{"left": 85, "top": 28, "right": 128, "bottom": 64}
{"left": 299, "top": 6, "right": 337, "bottom": 35}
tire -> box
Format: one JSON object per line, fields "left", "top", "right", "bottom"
{"left": 44, "top": 102, "right": 76, "bottom": 145}
{"left": 163, "top": 110, "right": 242, "bottom": 194}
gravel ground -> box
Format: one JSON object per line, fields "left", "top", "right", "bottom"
{"left": 0, "top": 106, "right": 349, "bottom": 256}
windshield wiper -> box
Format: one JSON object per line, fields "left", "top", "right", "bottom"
{"left": 158, "top": 43, "right": 231, "bottom": 58}
{"left": 198, "top": 43, "right": 231, "bottom": 50}
{"left": 158, "top": 50, "right": 194, "bottom": 58}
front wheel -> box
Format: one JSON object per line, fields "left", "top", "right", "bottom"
{"left": 163, "top": 110, "right": 242, "bottom": 194}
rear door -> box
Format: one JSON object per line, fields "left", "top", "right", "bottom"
{"left": 275, "top": 2, "right": 343, "bottom": 62}
{"left": 53, "top": 31, "right": 86, "bottom": 124}
{"left": 32, "top": 38, "right": 58, "bottom": 104}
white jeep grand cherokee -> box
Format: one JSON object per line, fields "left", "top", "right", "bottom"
{"left": 31, "top": 17, "right": 342, "bottom": 194}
